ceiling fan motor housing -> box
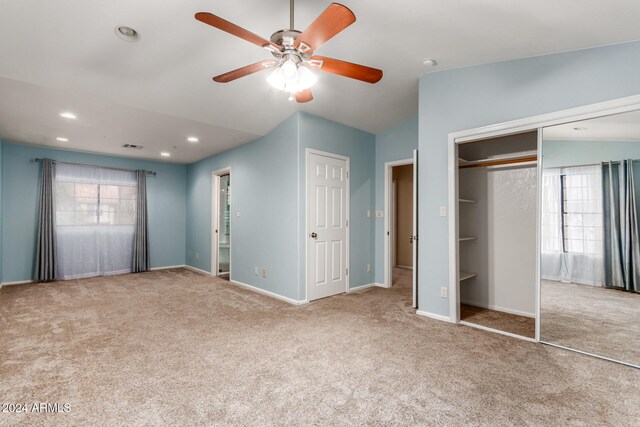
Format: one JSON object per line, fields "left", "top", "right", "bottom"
{"left": 270, "top": 29, "right": 301, "bottom": 50}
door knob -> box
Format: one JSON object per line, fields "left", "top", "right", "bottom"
{"left": 409, "top": 235, "right": 413, "bottom": 243}
{"left": 310, "top": 232, "right": 318, "bottom": 238}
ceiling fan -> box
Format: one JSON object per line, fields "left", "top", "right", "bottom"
{"left": 195, "top": 1, "right": 383, "bottom": 103}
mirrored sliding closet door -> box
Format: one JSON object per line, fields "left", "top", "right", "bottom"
{"left": 540, "top": 110, "right": 640, "bottom": 367}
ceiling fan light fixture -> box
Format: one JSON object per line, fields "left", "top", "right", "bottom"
{"left": 297, "top": 66, "right": 317, "bottom": 90}
{"left": 267, "top": 62, "right": 317, "bottom": 94}
{"left": 280, "top": 59, "right": 298, "bottom": 80}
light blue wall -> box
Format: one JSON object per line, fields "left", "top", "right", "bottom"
{"left": 185, "top": 112, "right": 375, "bottom": 302}
{"left": 419, "top": 40, "right": 640, "bottom": 317}
{"left": 373, "top": 115, "right": 418, "bottom": 283}
{"left": 185, "top": 114, "right": 300, "bottom": 300}
{"left": 298, "top": 112, "right": 376, "bottom": 296}
{"left": 543, "top": 140, "right": 640, "bottom": 168}
{"left": 1, "top": 142, "right": 187, "bottom": 282}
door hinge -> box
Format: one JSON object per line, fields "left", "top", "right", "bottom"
{"left": 346, "top": 171, "right": 349, "bottom": 179}
{"left": 346, "top": 219, "right": 349, "bottom": 227}
{"left": 346, "top": 268, "right": 349, "bottom": 275}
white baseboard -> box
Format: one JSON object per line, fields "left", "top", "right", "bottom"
{"left": 150, "top": 265, "right": 186, "bottom": 271}
{"left": 183, "top": 265, "right": 212, "bottom": 276}
{"left": 230, "top": 280, "right": 306, "bottom": 305}
{"left": 460, "top": 300, "right": 535, "bottom": 318}
{"left": 416, "top": 310, "right": 453, "bottom": 323}
{"left": 347, "top": 283, "right": 385, "bottom": 293}
{"left": 1, "top": 279, "right": 35, "bottom": 288}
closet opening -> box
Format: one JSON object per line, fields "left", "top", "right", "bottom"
{"left": 455, "top": 131, "right": 539, "bottom": 339}
{"left": 384, "top": 153, "right": 418, "bottom": 308}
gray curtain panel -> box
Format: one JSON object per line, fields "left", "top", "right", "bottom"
{"left": 602, "top": 160, "right": 640, "bottom": 292}
{"left": 34, "top": 159, "right": 58, "bottom": 281}
{"left": 132, "top": 170, "right": 149, "bottom": 272}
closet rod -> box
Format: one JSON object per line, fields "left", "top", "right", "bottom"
{"left": 459, "top": 155, "right": 537, "bottom": 169}
{"left": 33, "top": 158, "right": 156, "bottom": 176}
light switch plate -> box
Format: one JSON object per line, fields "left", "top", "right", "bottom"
{"left": 367, "top": 210, "right": 371, "bottom": 218}
{"left": 375, "top": 210, "right": 384, "bottom": 218}
{"left": 439, "top": 206, "right": 447, "bottom": 217}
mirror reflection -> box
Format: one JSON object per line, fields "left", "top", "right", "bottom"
{"left": 541, "top": 110, "right": 640, "bottom": 367}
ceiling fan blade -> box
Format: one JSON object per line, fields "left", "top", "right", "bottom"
{"left": 195, "top": 12, "right": 282, "bottom": 52}
{"left": 309, "top": 56, "right": 383, "bottom": 83}
{"left": 296, "top": 89, "right": 313, "bottom": 103}
{"left": 294, "top": 3, "right": 356, "bottom": 53}
{"left": 213, "top": 60, "right": 278, "bottom": 83}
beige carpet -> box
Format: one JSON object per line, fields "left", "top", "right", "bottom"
{"left": 0, "top": 269, "right": 638, "bottom": 426}
{"left": 460, "top": 305, "right": 535, "bottom": 338}
{"left": 541, "top": 280, "right": 640, "bottom": 366}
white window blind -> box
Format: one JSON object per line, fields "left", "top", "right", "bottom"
{"left": 54, "top": 163, "right": 137, "bottom": 279}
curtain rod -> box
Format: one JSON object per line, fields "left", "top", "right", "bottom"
{"left": 32, "top": 158, "right": 156, "bottom": 176}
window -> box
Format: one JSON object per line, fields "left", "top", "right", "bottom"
{"left": 560, "top": 169, "right": 603, "bottom": 254}
{"left": 55, "top": 182, "right": 136, "bottom": 226}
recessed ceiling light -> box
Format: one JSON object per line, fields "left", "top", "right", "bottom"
{"left": 59, "top": 112, "right": 77, "bottom": 119}
{"left": 56, "top": 137, "right": 69, "bottom": 142}
{"left": 160, "top": 152, "right": 171, "bottom": 157}
{"left": 423, "top": 58, "right": 438, "bottom": 67}
{"left": 114, "top": 26, "right": 140, "bottom": 42}
{"left": 187, "top": 136, "right": 199, "bottom": 143}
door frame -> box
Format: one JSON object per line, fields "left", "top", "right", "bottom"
{"left": 211, "top": 167, "right": 231, "bottom": 278}
{"left": 305, "top": 148, "right": 350, "bottom": 302}
{"left": 448, "top": 93, "right": 640, "bottom": 341}
{"left": 383, "top": 158, "right": 415, "bottom": 293}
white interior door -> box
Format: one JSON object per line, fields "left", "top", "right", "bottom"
{"left": 412, "top": 150, "right": 418, "bottom": 309}
{"left": 307, "top": 151, "right": 349, "bottom": 301}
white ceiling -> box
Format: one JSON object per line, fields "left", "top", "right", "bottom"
{"left": 544, "top": 110, "right": 640, "bottom": 141}
{"left": 1, "top": 0, "right": 640, "bottom": 163}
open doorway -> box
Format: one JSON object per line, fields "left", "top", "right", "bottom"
{"left": 212, "top": 169, "right": 231, "bottom": 280}
{"left": 384, "top": 154, "right": 418, "bottom": 308}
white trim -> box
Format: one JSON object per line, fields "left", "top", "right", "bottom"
{"left": 416, "top": 310, "right": 453, "bottom": 323}
{"left": 0, "top": 279, "right": 34, "bottom": 287}
{"left": 450, "top": 94, "right": 640, "bottom": 143}
{"left": 230, "top": 280, "right": 307, "bottom": 305}
{"left": 305, "top": 148, "right": 350, "bottom": 302}
{"left": 460, "top": 301, "right": 535, "bottom": 318}
{"left": 347, "top": 283, "right": 384, "bottom": 293}
{"left": 541, "top": 341, "right": 640, "bottom": 369}
{"left": 535, "top": 130, "right": 543, "bottom": 341}
{"left": 212, "top": 167, "right": 232, "bottom": 280}
{"left": 448, "top": 94, "right": 640, "bottom": 338}
{"left": 384, "top": 158, "right": 414, "bottom": 292}
{"left": 150, "top": 265, "right": 185, "bottom": 271}
{"left": 460, "top": 321, "right": 537, "bottom": 343}
{"left": 184, "top": 265, "right": 212, "bottom": 276}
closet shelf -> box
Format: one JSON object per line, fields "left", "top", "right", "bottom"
{"left": 459, "top": 198, "right": 477, "bottom": 204}
{"left": 459, "top": 271, "right": 477, "bottom": 281}
{"left": 459, "top": 236, "right": 477, "bottom": 242}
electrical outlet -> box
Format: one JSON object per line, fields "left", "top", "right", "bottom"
{"left": 439, "top": 206, "right": 447, "bottom": 217}
{"left": 440, "top": 287, "right": 448, "bottom": 298}
{"left": 261, "top": 268, "right": 267, "bottom": 278}
{"left": 367, "top": 264, "right": 371, "bottom": 272}
{"left": 375, "top": 210, "right": 384, "bottom": 218}
{"left": 254, "top": 266, "right": 259, "bottom": 276}
{"left": 236, "top": 210, "right": 241, "bottom": 217}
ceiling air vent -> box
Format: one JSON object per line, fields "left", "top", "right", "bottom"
{"left": 122, "top": 144, "right": 144, "bottom": 150}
